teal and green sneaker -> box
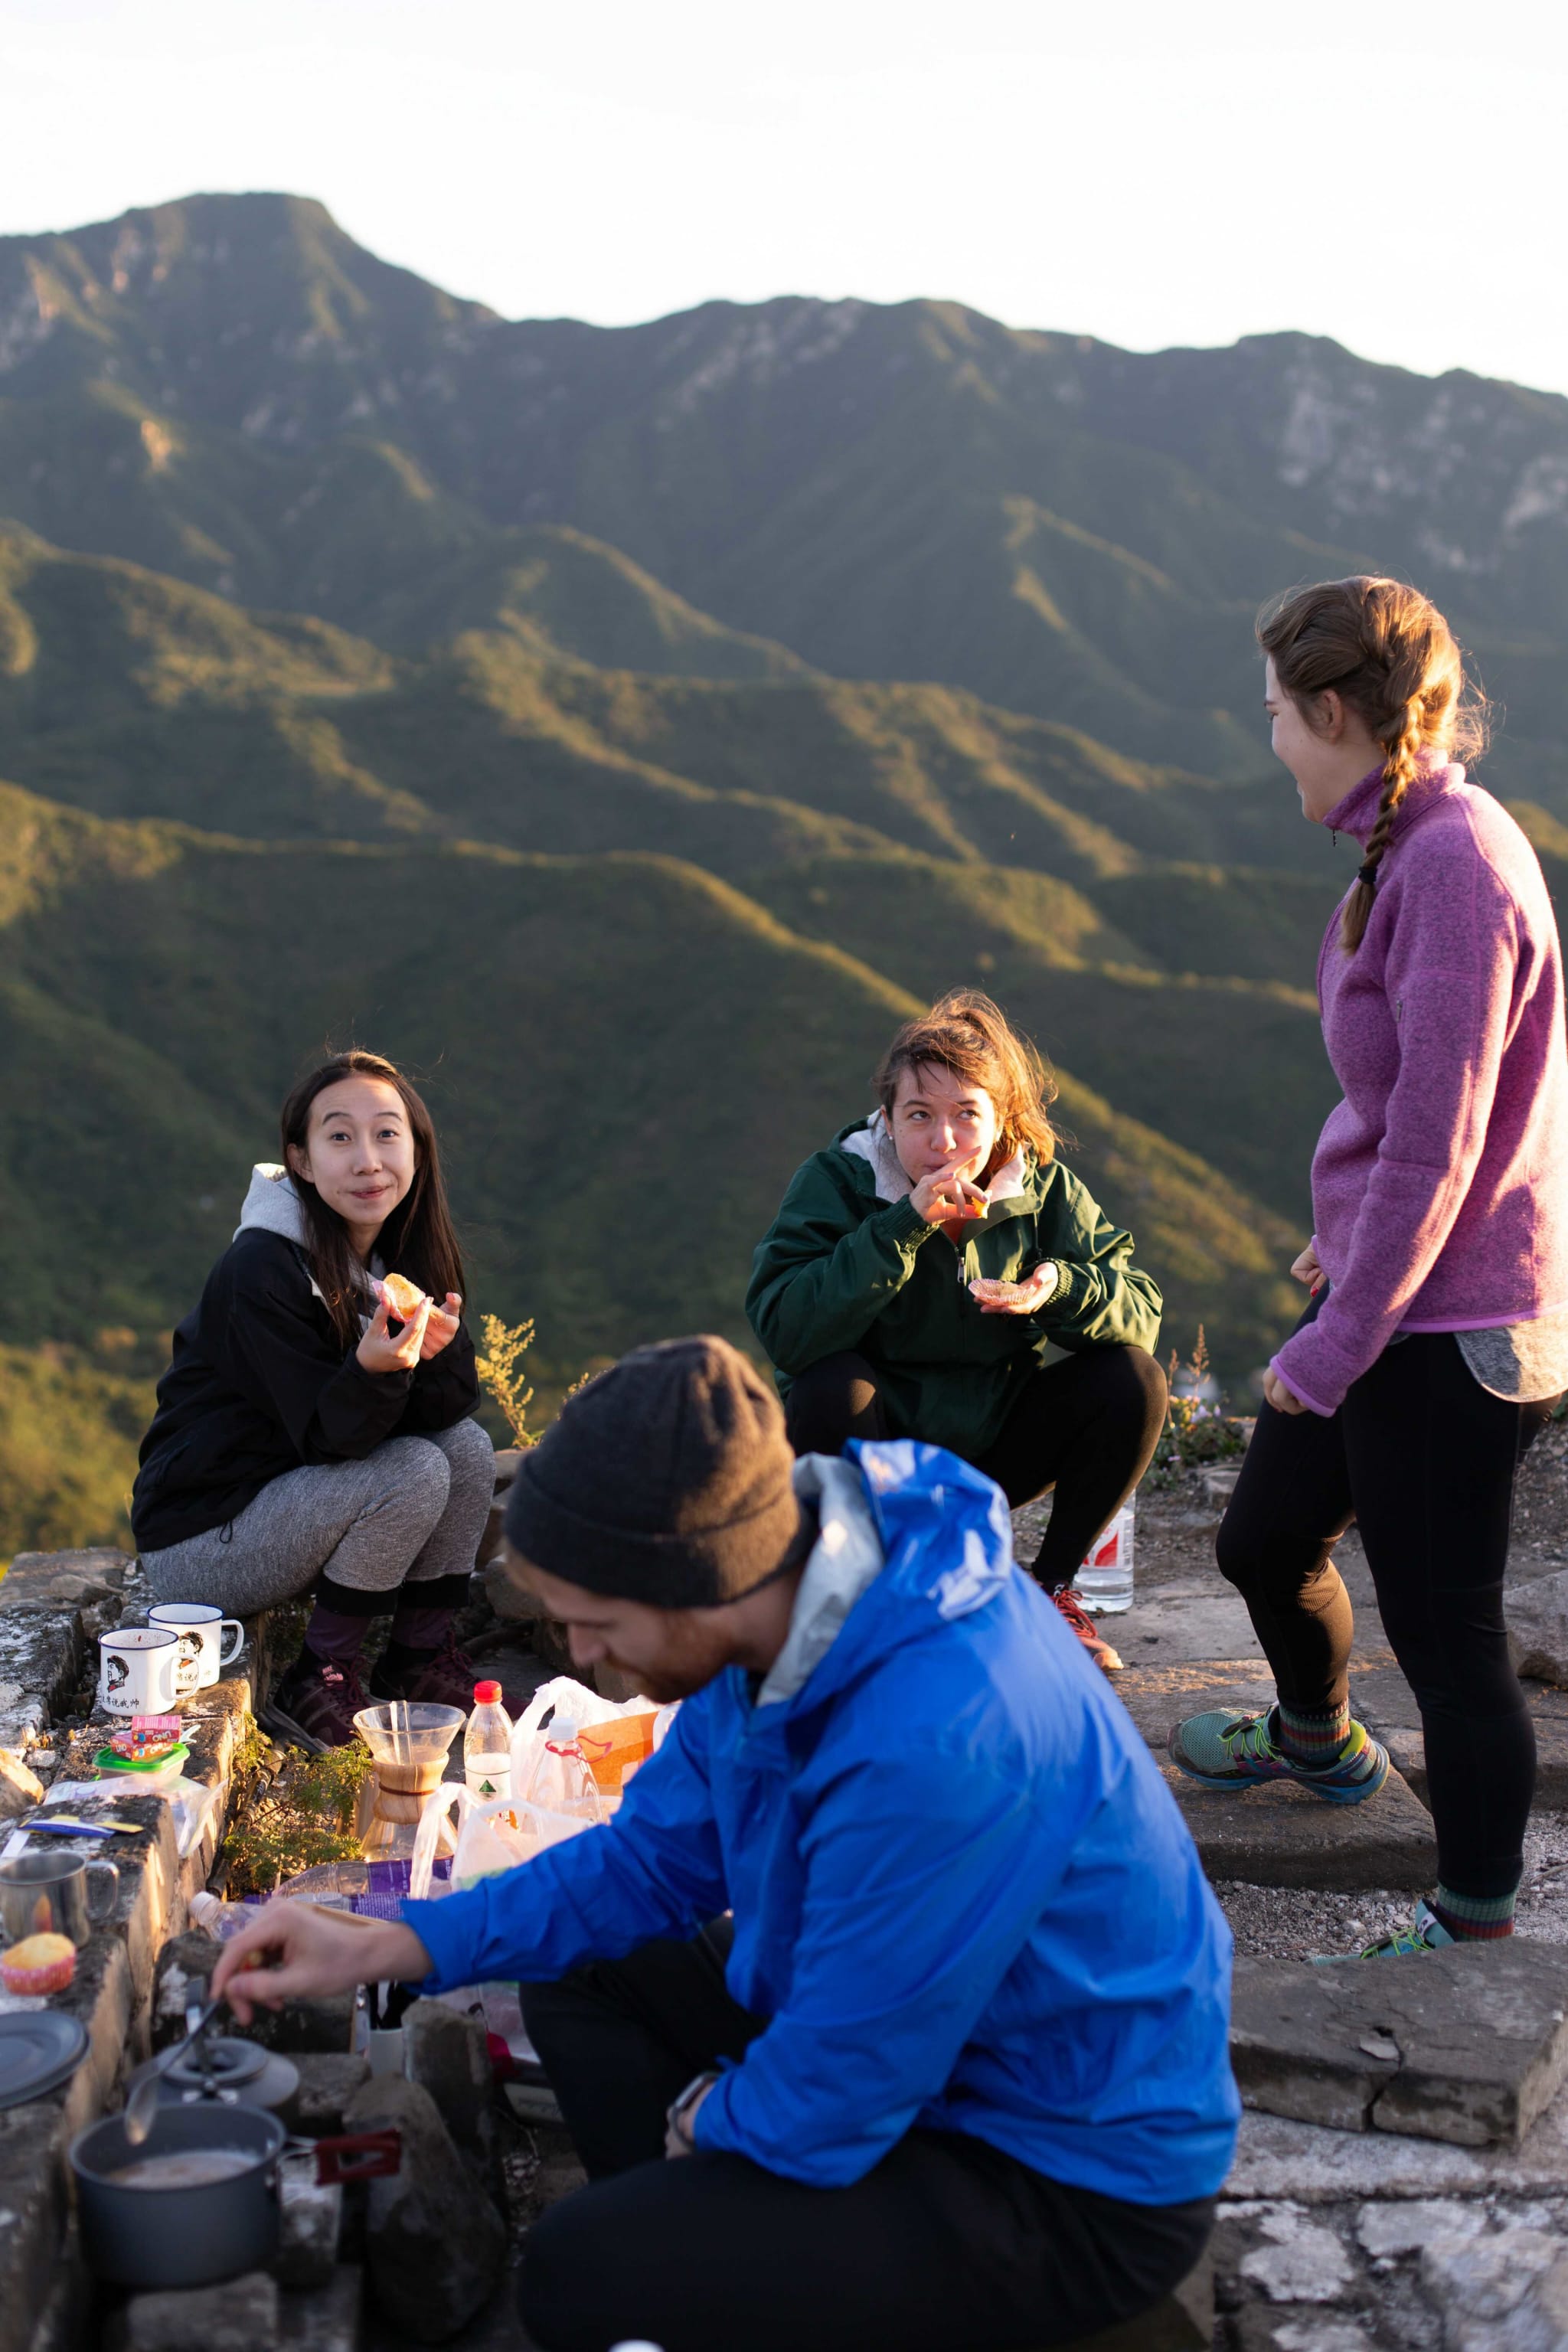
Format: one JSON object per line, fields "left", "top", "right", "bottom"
{"left": 1167, "top": 1705, "right": 1390, "bottom": 1805}
{"left": 1357, "top": 1899, "right": 1455, "bottom": 1958}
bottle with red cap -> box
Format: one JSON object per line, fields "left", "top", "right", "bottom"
{"left": 464, "top": 1680, "right": 514, "bottom": 1802}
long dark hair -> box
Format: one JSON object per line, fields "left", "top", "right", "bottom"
{"left": 280, "top": 1050, "right": 466, "bottom": 1348}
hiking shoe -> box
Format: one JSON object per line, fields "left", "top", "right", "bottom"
{"left": 1356, "top": 1899, "right": 1456, "bottom": 1958}
{"left": 1168, "top": 1705, "right": 1390, "bottom": 1805}
{"left": 1050, "top": 1583, "right": 1124, "bottom": 1674}
{"left": 370, "top": 1628, "right": 481, "bottom": 1713}
{"left": 261, "top": 1651, "right": 368, "bottom": 1753}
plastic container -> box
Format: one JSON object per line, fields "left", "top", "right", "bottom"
{"left": 465, "top": 1681, "right": 514, "bottom": 1803}
{"left": 1076, "top": 1497, "right": 1135, "bottom": 1615}
{"left": 522, "top": 1718, "right": 600, "bottom": 1822}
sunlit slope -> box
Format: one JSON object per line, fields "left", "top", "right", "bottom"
{"left": 750, "top": 853, "right": 1336, "bottom": 1224}
{"left": 0, "top": 782, "right": 1298, "bottom": 1378}
{"left": 7, "top": 194, "right": 1567, "bottom": 792}
{"left": 0, "top": 530, "right": 1316, "bottom": 876}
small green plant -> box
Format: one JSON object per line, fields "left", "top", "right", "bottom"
{"left": 1148, "top": 1327, "right": 1248, "bottom": 1487}
{"left": 220, "top": 1739, "right": 374, "bottom": 1896}
{"left": 475, "top": 1313, "right": 537, "bottom": 1447}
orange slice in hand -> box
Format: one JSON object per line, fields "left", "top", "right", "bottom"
{"left": 381, "top": 1272, "right": 428, "bottom": 1321}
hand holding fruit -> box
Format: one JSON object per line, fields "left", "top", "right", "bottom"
{"left": 357, "top": 1288, "right": 432, "bottom": 1374}
{"left": 911, "top": 1161, "right": 987, "bottom": 1223}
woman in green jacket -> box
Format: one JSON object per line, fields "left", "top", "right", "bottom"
{"left": 746, "top": 991, "right": 1167, "bottom": 1667}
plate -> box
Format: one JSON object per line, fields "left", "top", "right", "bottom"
{"left": 0, "top": 2011, "right": 89, "bottom": 2110}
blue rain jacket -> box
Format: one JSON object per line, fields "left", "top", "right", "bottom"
{"left": 407, "top": 1441, "right": 1240, "bottom": 2200}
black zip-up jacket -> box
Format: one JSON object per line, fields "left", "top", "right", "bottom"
{"left": 132, "top": 1228, "right": 480, "bottom": 1552}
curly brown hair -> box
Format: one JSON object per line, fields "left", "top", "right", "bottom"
{"left": 1258, "top": 577, "right": 1488, "bottom": 952}
{"left": 873, "top": 990, "right": 1057, "bottom": 1173}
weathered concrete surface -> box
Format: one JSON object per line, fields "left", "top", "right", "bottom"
{"left": 1506, "top": 1563, "right": 1568, "bottom": 1684}
{"left": 281, "top": 2052, "right": 371, "bottom": 2138}
{"left": 403, "top": 1998, "right": 494, "bottom": 2167}
{"left": 0, "top": 2101, "right": 70, "bottom": 2352}
{"left": 121, "top": 2271, "right": 280, "bottom": 2352}
{"left": 1, "top": 1548, "right": 131, "bottom": 1611}
{"left": 1099, "top": 1589, "right": 1266, "bottom": 1666}
{"left": 0, "top": 1748, "right": 44, "bottom": 1818}
{"left": 276, "top": 2158, "right": 344, "bottom": 2291}
{"left": 279, "top": 2266, "right": 362, "bottom": 2352}
{"left": 1232, "top": 1941, "right": 1568, "bottom": 2147}
{"left": 342, "top": 2074, "right": 506, "bottom": 2344}
{"left": 1162, "top": 1762, "right": 1437, "bottom": 1891}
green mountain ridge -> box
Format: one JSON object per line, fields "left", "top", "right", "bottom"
{"left": 4, "top": 191, "right": 1562, "bottom": 1548}
{"left": 5, "top": 193, "right": 1568, "bottom": 799}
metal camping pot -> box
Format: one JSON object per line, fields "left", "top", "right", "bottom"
{"left": 70, "top": 2102, "right": 399, "bottom": 2289}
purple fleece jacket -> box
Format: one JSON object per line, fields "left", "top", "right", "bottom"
{"left": 1273, "top": 762, "right": 1568, "bottom": 1419}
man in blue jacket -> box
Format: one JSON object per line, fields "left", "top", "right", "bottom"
{"left": 215, "top": 1335, "right": 1238, "bottom": 2352}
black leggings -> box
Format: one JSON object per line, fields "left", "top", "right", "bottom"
{"left": 1218, "top": 1298, "right": 1557, "bottom": 1899}
{"left": 785, "top": 1344, "right": 1168, "bottom": 1589}
{"left": 518, "top": 1927, "right": 1214, "bottom": 2352}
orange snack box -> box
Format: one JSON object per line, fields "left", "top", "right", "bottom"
{"left": 575, "top": 1711, "right": 662, "bottom": 1795}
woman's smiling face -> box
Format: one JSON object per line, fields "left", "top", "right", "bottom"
{"left": 288, "top": 1076, "right": 416, "bottom": 1242}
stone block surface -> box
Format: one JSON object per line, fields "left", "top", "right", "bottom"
{"left": 1505, "top": 1565, "right": 1568, "bottom": 1684}
{"left": 342, "top": 2074, "right": 505, "bottom": 2344}
{"left": 276, "top": 2158, "right": 344, "bottom": 2290}
{"left": 1164, "top": 1761, "right": 1436, "bottom": 1891}
{"left": 279, "top": 2266, "right": 362, "bottom": 2352}
{"left": 0, "top": 1748, "right": 45, "bottom": 1818}
{"left": 1231, "top": 1941, "right": 1568, "bottom": 2146}
{"left": 121, "top": 2271, "right": 280, "bottom": 2352}
{"left": 403, "top": 1998, "right": 493, "bottom": 2165}
{"left": 0, "top": 2102, "right": 70, "bottom": 2352}
{"left": 280, "top": 2053, "right": 371, "bottom": 2138}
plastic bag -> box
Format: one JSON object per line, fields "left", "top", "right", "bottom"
{"left": 510, "top": 1677, "right": 675, "bottom": 1803}
{"left": 409, "top": 1782, "right": 590, "bottom": 1900}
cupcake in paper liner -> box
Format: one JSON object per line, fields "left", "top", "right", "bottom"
{"left": 1, "top": 1932, "right": 77, "bottom": 1995}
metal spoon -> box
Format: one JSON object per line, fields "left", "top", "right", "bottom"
{"left": 122, "top": 1993, "right": 225, "bottom": 2146}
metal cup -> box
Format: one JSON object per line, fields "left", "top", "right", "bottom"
{"left": 0, "top": 1851, "right": 121, "bottom": 1949}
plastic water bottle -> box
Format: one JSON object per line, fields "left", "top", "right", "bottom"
{"left": 1076, "top": 1498, "right": 1135, "bottom": 1615}
{"left": 465, "top": 1680, "right": 514, "bottom": 1802}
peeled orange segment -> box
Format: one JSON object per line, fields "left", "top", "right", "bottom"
{"left": 380, "top": 1272, "right": 428, "bottom": 1320}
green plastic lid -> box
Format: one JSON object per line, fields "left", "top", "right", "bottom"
{"left": 91, "top": 1742, "right": 190, "bottom": 1775}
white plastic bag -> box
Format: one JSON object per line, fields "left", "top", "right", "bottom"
{"left": 510, "top": 1677, "right": 677, "bottom": 1809}
{"left": 409, "top": 1781, "right": 590, "bottom": 1900}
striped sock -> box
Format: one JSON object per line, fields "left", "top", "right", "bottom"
{"left": 1276, "top": 1697, "right": 1353, "bottom": 1766}
{"left": 1429, "top": 1884, "right": 1517, "bottom": 1942}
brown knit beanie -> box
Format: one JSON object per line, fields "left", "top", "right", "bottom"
{"left": 502, "top": 1334, "right": 802, "bottom": 1608}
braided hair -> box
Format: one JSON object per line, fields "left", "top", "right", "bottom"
{"left": 1258, "top": 578, "right": 1488, "bottom": 952}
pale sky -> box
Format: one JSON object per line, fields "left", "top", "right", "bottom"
{"left": 3, "top": 0, "right": 1566, "bottom": 397}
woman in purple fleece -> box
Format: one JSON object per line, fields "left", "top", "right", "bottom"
{"left": 1171, "top": 577, "right": 1568, "bottom": 1955}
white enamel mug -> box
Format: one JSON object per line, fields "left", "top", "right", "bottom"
{"left": 148, "top": 1603, "right": 245, "bottom": 1693}
{"left": 97, "top": 1628, "right": 181, "bottom": 1717}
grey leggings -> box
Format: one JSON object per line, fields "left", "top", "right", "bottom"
{"left": 141, "top": 1419, "right": 495, "bottom": 1615}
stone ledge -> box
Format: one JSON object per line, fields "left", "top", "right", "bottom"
{"left": 1162, "top": 1762, "right": 1437, "bottom": 1892}
{"left": 1232, "top": 1939, "right": 1568, "bottom": 2148}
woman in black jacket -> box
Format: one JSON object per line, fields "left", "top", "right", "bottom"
{"left": 133, "top": 1051, "right": 493, "bottom": 1749}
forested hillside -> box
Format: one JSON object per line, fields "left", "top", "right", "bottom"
{"left": 2, "top": 191, "right": 1563, "bottom": 1548}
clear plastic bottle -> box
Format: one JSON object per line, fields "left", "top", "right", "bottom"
{"left": 1076, "top": 1496, "right": 1135, "bottom": 1615}
{"left": 524, "top": 1715, "right": 601, "bottom": 1821}
{"left": 464, "top": 1680, "right": 514, "bottom": 1802}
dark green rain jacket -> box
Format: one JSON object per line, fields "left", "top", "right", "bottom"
{"left": 746, "top": 1117, "right": 1162, "bottom": 1460}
